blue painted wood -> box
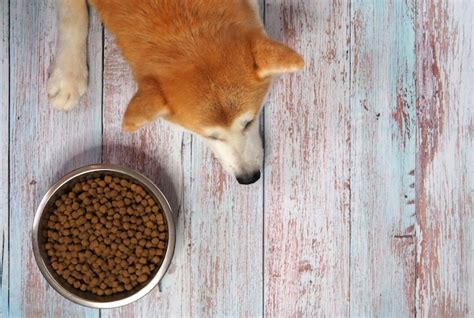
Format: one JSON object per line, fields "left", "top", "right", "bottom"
{"left": 8, "top": 1, "right": 102, "bottom": 316}
{"left": 2, "top": 0, "right": 473, "bottom": 316}
{"left": 350, "top": 0, "right": 417, "bottom": 316}
{"left": 264, "top": 1, "right": 351, "bottom": 316}
{"left": 1, "top": 0, "right": 9, "bottom": 316}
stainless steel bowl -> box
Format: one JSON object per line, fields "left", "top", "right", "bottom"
{"left": 32, "top": 164, "right": 176, "bottom": 308}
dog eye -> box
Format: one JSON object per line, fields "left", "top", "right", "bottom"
{"left": 207, "top": 134, "right": 223, "bottom": 141}
{"left": 243, "top": 120, "right": 254, "bottom": 130}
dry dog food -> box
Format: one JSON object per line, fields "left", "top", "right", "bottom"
{"left": 44, "top": 175, "right": 168, "bottom": 296}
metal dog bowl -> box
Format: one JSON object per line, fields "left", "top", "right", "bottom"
{"left": 32, "top": 164, "right": 176, "bottom": 308}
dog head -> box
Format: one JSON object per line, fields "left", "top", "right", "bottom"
{"left": 122, "top": 32, "right": 303, "bottom": 184}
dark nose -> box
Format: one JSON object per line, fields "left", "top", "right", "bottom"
{"left": 236, "top": 171, "right": 261, "bottom": 185}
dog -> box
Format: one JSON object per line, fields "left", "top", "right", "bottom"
{"left": 47, "top": 0, "right": 304, "bottom": 184}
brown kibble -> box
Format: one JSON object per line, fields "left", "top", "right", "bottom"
{"left": 44, "top": 175, "right": 168, "bottom": 296}
{"left": 137, "top": 274, "right": 148, "bottom": 283}
{"left": 156, "top": 214, "right": 164, "bottom": 224}
{"left": 120, "top": 179, "right": 129, "bottom": 187}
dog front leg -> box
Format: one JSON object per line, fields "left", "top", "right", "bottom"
{"left": 47, "top": 0, "right": 89, "bottom": 111}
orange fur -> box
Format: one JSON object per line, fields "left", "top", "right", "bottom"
{"left": 90, "top": 0, "right": 304, "bottom": 133}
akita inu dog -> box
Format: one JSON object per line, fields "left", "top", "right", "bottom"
{"left": 47, "top": 0, "right": 304, "bottom": 184}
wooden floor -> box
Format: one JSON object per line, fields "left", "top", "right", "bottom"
{"left": 1, "top": 0, "right": 473, "bottom": 317}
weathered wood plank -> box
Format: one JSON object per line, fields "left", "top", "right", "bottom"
{"left": 349, "top": 1, "right": 417, "bottom": 316}
{"left": 164, "top": 0, "right": 264, "bottom": 314}
{"left": 101, "top": 0, "right": 264, "bottom": 314}
{"left": 101, "top": 15, "right": 264, "bottom": 318}
{"left": 176, "top": 142, "right": 263, "bottom": 316}
{"left": 1, "top": 0, "right": 9, "bottom": 316}
{"left": 264, "top": 1, "right": 351, "bottom": 316}
{"left": 100, "top": 31, "right": 188, "bottom": 317}
{"left": 8, "top": 1, "right": 102, "bottom": 316}
{"left": 416, "top": 1, "right": 474, "bottom": 316}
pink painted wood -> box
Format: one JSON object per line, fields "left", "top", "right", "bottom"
{"left": 1, "top": 0, "right": 9, "bottom": 314}
{"left": 7, "top": 2, "right": 103, "bottom": 316}
{"left": 264, "top": 1, "right": 351, "bottom": 316}
{"left": 349, "top": 1, "right": 417, "bottom": 316}
{"left": 416, "top": 1, "right": 474, "bottom": 316}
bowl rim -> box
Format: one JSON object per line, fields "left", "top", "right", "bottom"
{"left": 32, "top": 164, "right": 176, "bottom": 309}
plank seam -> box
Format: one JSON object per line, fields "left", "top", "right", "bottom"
{"left": 414, "top": 2, "right": 420, "bottom": 317}
{"left": 6, "top": 0, "right": 11, "bottom": 315}
{"left": 347, "top": 0, "right": 352, "bottom": 316}
{"left": 99, "top": 6, "right": 105, "bottom": 317}
{"left": 261, "top": 1, "right": 266, "bottom": 316}
{"left": 100, "top": 16, "right": 105, "bottom": 164}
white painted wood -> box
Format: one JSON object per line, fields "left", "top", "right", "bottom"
{"left": 7, "top": 1, "right": 102, "bottom": 316}
{"left": 416, "top": 1, "right": 474, "bottom": 316}
{"left": 264, "top": 1, "right": 351, "bottom": 316}
{"left": 2, "top": 0, "right": 473, "bottom": 316}
{"left": 1, "top": 0, "right": 9, "bottom": 316}
{"left": 350, "top": 1, "right": 417, "bottom": 316}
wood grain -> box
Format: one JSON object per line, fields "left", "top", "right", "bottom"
{"left": 0, "top": 0, "right": 9, "bottom": 316}
{"left": 264, "top": 1, "right": 351, "bottom": 316}
{"left": 7, "top": 1, "right": 102, "bottom": 316}
{"left": 416, "top": 1, "right": 474, "bottom": 316}
{"left": 349, "top": 1, "right": 417, "bottom": 316}
{"left": 2, "top": 0, "right": 474, "bottom": 316}
{"left": 101, "top": 13, "right": 264, "bottom": 318}
{"left": 100, "top": 30, "right": 187, "bottom": 317}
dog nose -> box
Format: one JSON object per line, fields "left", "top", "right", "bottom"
{"left": 236, "top": 170, "right": 261, "bottom": 185}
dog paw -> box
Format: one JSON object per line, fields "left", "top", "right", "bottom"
{"left": 47, "top": 64, "right": 88, "bottom": 111}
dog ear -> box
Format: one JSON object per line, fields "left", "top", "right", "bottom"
{"left": 251, "top": 35, "right": 304, "bottom": 78}
{"left": 122, "top": 78, "right": 169, "bottom": 132}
